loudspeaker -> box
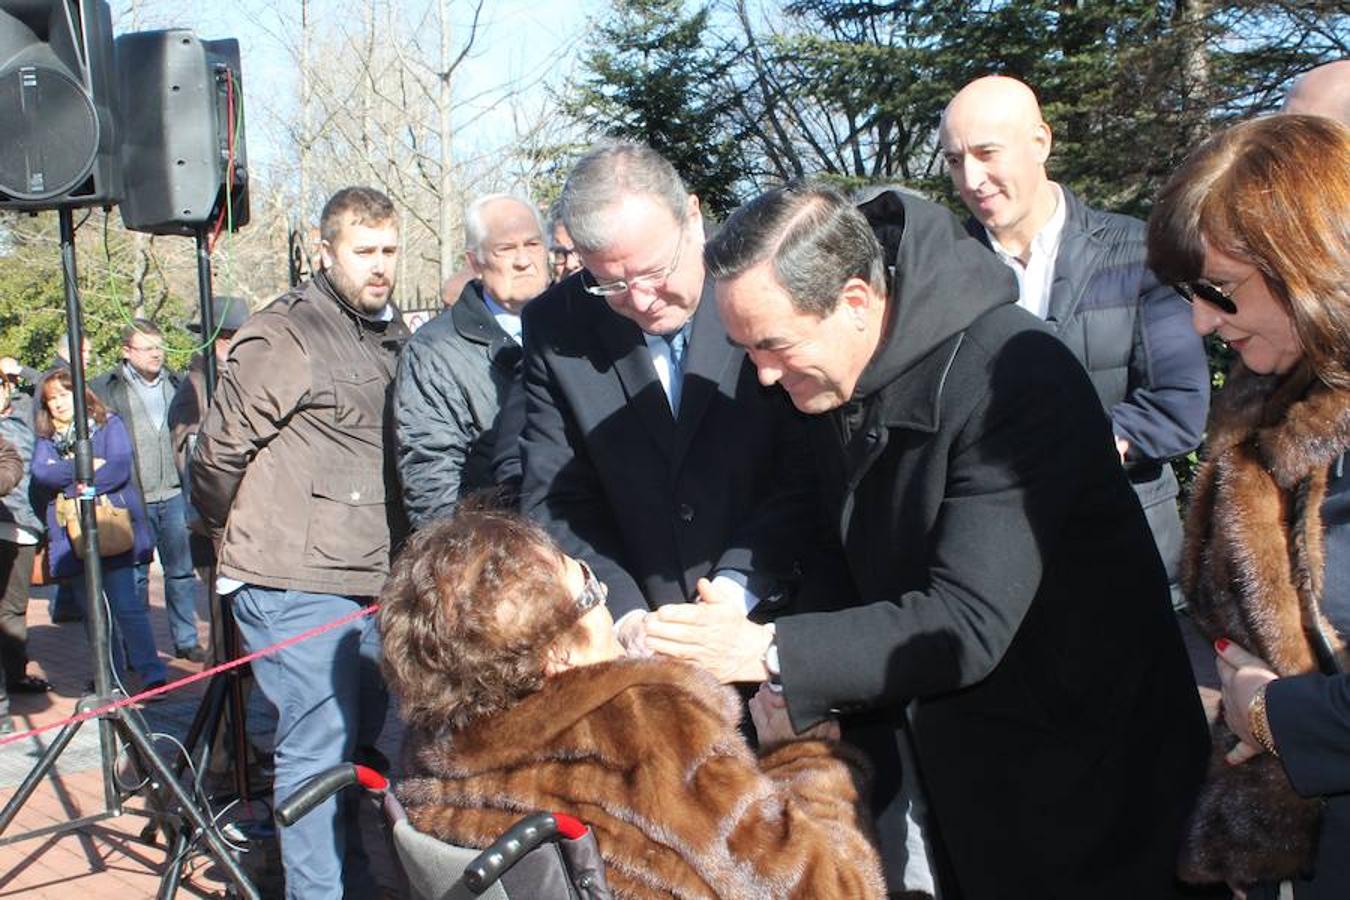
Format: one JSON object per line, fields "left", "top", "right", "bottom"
{"left": 117, "top": 30, "right": 249, "bottom": 236}
{"left": 0, "top": 0, "right": 120, "bottom": 209}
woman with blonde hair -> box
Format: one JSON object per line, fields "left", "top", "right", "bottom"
{"left": 1148, "top": 114, "right": 1350, "bottom": 898}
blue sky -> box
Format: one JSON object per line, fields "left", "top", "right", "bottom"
{"left": 109, "top": 0, "right": 599, "bottom": 187}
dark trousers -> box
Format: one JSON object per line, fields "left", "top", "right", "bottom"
{"left": 0, "top": 541, "right": 37, "bottom": 715}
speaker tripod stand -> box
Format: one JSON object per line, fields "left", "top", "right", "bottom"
{"left": 148, "top": 229, "right": 265, "bottom": 899}
{"left": 0, "top": 209, "right": 258, "bottom": 900}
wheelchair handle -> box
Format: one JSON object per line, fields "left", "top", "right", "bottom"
{"left": 463, "top": 812, "right": 589, "bottom": 894}
{"left": 275, "top": 764, "right": 389, "bottom": 827}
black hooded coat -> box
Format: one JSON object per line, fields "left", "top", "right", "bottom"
{"left": 772, "top": 191, "right": 1209, "bottom": 898}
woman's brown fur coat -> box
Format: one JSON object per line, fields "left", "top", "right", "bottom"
{"left": 1180, "top": 364, "right": 1350, "bottom": 885}
{"left": 397, "top": 657, "right": 886, "bottom": 900}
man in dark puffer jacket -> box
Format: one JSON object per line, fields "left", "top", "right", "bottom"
{"left": 939, "top": 75, "right": 1210, "bottom": 609}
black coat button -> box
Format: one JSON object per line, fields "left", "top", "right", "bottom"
{"left": 678, "top": 503, "right": 694, "bottom": 522}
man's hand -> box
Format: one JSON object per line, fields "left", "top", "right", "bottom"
{"left": 1216, "top": 638, "right": 1278, "bottom": 765}
{"left": 749, "top": 684, "right": 839, "bottom": 751}
{"left": 645, "top": 577, "right": 774, "bottom": 683}
{"left": 614, "top": 610, "right": 652, "bottom": 658}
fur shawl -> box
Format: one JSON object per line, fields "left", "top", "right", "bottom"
{"left": 1179, "top": 363, "right": 1350, "bottom": 886}
{"left": 396, "top": 657, "right": 886, "bottom": 900}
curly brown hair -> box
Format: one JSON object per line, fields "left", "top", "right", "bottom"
{"left": 378, "top": 503, "right": 582, "bottom": 732}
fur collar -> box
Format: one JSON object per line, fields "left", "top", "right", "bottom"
{"left": 1183, "top": 363, "right": 1350, "bottom": 674}
{"left": 1178, "top": 362, "right": 1350, "bottom": 885}
{"left": 429, "top": 656, "right": 749, "bottom": 776}
{"left": 397, "top": 656, "right": 885, "bottom": 900}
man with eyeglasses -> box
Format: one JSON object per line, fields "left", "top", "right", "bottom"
{"left": 394, "top": 193, "right": 550, "bottom": 527}
{"left": 91, "top": 319, "right": 203, "bottom": 662}
{"left": 939, "top": 75, "right": 1209, "bottom": 611}
{"left": 518, "top": 142, "right": 818, "bottom": 651}
{"left": 546, "top": 200, "right": 584, "bottom": 282}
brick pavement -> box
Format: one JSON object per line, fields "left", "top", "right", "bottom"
{"left": 0, "top": 571, "right": 403, "bottom": 899}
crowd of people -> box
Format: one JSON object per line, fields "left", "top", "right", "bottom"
{"left": 0, "top": 61, "right": 1346, "bottom": 900}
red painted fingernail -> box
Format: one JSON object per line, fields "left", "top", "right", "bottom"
{"left": 1215, "top": 638, "right": 1230, "bottom": 653}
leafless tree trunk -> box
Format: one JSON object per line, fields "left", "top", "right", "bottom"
{"left": 439, "top": 0, "right": 455, "bottom": 286}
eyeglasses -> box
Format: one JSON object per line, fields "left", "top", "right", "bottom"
{"left": 1173, "top": 280, "right": 1238, "bottom": 315}
{"left": 583, "top": 221, "right": 686, "bottom": 298}
{"left": 573, "top": 559, "right": 607, "bottom": 616}
{"left": 550, "top": 246, "right": 577, "bottom": 266}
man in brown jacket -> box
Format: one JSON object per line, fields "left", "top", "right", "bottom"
{"left": 191, "top": 187, "right": 409, "bottom": 900}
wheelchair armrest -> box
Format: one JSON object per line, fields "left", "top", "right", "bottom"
{"left": 276, "top": 763, "right": 388, "bottom": 827}
{"left": 463, "top": 812, "right": 588, "bottom": 894}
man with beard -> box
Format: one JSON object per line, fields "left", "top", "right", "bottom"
{"left": 192, "top": 187, "right": 410, "bottom": 900}
{"left": 395, "top": 194, "right": 549, "bottom": 525}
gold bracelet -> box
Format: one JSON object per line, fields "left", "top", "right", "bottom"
{"left": 1248, "top": 683, "right": 1279, "bottom": 757}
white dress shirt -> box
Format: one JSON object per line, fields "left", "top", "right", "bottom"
{"left": 986, "top": 184, "right": 1067, "bottom": 321}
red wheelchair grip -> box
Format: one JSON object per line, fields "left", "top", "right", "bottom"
{"left": 355, "top": 765, "right": 388, "bottom": 791}
{"left": 553, "top": 812, "right": 587, "bottom": 839}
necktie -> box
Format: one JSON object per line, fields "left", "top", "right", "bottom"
{"left": 663, "top": 329, "right": 687, "bottom": 413}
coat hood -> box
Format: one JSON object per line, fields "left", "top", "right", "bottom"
{"left": 852, "top": 189, "right": 1017, "bottom": 399}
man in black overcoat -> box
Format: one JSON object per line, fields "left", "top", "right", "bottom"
{"left": 647, "top": 183, "right": 1209, "bottom": 899}
{"left": 518, "top": 142, "right": 817, "bottom": 644}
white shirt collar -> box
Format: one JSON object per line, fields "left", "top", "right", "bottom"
{"left": 482, "top": 291, "right": 522, "bottom": 344}
{"left": 984, "top": 183, "right": 1066, "bottom": 320}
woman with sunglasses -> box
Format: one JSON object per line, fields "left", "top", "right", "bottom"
{"left": 380, "top": 503, "right": 885, "bottom": 899}
{"left": 1147, "top": 114, "right": 1350, "bottom": 898}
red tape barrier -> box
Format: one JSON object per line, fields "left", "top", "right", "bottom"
{"left": 0, "top": 603, "right": 379, "bottom": 749}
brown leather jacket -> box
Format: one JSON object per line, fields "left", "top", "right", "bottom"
{"left": 192, "top": 273, "right": 410, "bottom": 597}
{"left": 0, "top": 435, "right": 22, "bottom": 496}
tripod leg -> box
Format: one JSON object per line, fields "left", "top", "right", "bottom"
{"left": 115, "top": 708, "right": 260, "bottom": 900}
{"left": 155, "top": 682, "right": 231, "bottom": 900}
{"left": 0, "top": 716, "right": 89, "bottom": 834}
{"left": 140, "top": 668, "right": 231, "bottom": 845}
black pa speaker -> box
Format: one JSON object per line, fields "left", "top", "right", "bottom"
{"left": 0, "top": 0, "right": 120, "bottom": 210}
{"left": 117, "top": 30, "right": 248, "bottom": 236}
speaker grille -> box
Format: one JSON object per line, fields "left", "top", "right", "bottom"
{"left": 0, "top": 63, "right": 98, "bottom": 200}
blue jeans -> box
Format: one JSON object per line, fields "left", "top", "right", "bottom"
{"left": 73, "top": 565, "right": 167, "bottom": 686}
{"left": 50, "top": 580, "right": 82, "bottom": 621}
{"left": 231, "top": 586, "right": 386, "bottom": 900}
{"left": 135, "top": 493, "right": 200, "bottom": 651}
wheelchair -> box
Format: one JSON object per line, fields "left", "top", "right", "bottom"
{"left": 276, "top": 764, "right": 614, "bottom": 899}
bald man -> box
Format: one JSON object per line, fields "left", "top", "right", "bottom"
{"left": 394, "top": 193, "right": 550, "bottom": 526}
{"left": 1283, "top": 60, "right": 1350, "bottom": 124}
{"left": 940, "top": 75, "right": 1209, "bottom": 610}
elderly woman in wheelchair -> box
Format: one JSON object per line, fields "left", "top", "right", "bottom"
{"left": 378, "top": 503, "right": 886, "bottom": 899}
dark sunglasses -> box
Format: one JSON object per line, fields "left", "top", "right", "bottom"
{"left": 1173, "top": 279, "right": 1238, "bottom": 315}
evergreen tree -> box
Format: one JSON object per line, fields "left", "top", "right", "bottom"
{"left": 724, "top": 1, "right": 1346, "bottom": 215}
{"left": 566, "top": 0, "right": 746, "bottom": 216}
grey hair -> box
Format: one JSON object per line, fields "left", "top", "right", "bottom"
{"left": 704, "top": 182, "right": 886, "bottom": 318}
{"left": 559, "top": 142, "right": 689, "bottom": 253}
{"left": 463, "top": 193, "right": 546, "bottom": 263}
